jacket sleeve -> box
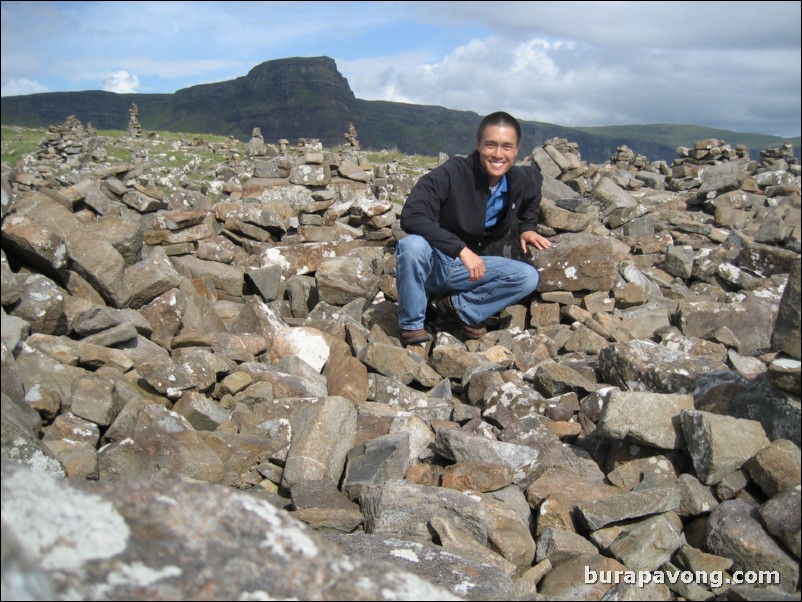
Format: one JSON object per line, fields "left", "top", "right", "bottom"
{"left": 399, "top": 164, "right": 467, "bottom": 258}
{"left": 516, "top": 163, "right": 543, "bottom": 234}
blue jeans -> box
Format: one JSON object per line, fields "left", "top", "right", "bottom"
{"left": 396, "top": 234, "right": 539, "bottom": 331}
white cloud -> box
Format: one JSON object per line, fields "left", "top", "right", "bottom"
{"left": 343, "top": 31, "right": 801, "bottom": 136}
{"left": 1, "top": 78, "right": 48, "bottom": 97}
{"left": 102, "top": 71, "right": 140, "bottom": 94}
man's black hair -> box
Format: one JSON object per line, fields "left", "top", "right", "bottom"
{"left": 477, "top": 111, "right": 521, "bottom": 145}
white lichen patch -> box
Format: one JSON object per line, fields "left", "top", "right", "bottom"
{"left": 563, "top": 266, "right": 578, "bottom": 280}
{"left": 282, "top": 330, "right": 330, "bottom": 372}
{"left": 390, "top": 548, "right": 420, "bottom": 563}
{"left": 1, "top": 469, "right": 130, "bottom": 572}
{"left": 105, "top": 562, "right": 182, "bottom": 587}
{"left": 238, "top": 497, "right": 319, "bottom": 559}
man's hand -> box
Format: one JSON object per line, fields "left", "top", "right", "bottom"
{"left": 459, "top": 247, "right": 486, "bottom": 281}
{"left": 520, "top": 230, "right": 552, "bottom": 254}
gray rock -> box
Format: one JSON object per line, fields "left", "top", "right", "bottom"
{"left": 600, "top": 340, "right": 728, "bottom": 394}
{"left": 290, "top": 479, "right": 363, "bottom": 533}
{"left": 290, "top": 162, "right": 331, "bottom": 186}
{"left": 606, "top": 512, "right": 684, "bottom": 571}
{"left": 282, "top": 396, "right": 357, "bottom": 489}
{"left": 771, "top": 256, "right": 801, "bottom": 359}
{"left": 578, "top": 486, "right": 681, "bottom": 531}
{"left": 2, "top": 392, "right": 64, "bottom": 477}
{"left": 10, "top": 274, "right": 66, "bottom": 335}
{"left": 728, "top": 374, "right": 802, "bottom": 446}
{"left": 536, "top": 527, "right": 598, "bottom": 564}
{"left": 592, "top": 177, "right": 639, "bottom": 211}
{"left": 597, "top": 391, "right": 693, "bottom": 450}
{"left": 123, "top": 246, "right": 182, "bottom": 308}
{"left": 606, "top": 456, "right": 679, "bottom": 492}
{"left": 706, "top": 499, "right": 799, "bottom": 593}
{"left": 678, "top": 296, "right": 779, "bottom": 357}
{"left": 361, "top": 480, "right": 535, "bottom": 567}
{"left": 342, "top": 431, "right": 410, "bottom": 500}
{"left": 316, "top": 256, "right": 379, "bottom": 305}
{"left": 329, "top": 534, "right": 512, "bottom": 600}
{"left": 41, "top": 438, "right": 98, "bottom": 479}
{"left": 533, "top": 232, "right": 618, "bottom": 292}
{"left": 681, "top": 409, "right": 770, "bottom": 485}
{"left": 70, "top": 373, "right": 121, "bottom": 427}
{"left": 1, "top": 212, "right": 68, "bottom": 271}
{"left": 526, "top": 468, "right": 623, "bottom": 521}
{"left": 664, "top": 244, "right": 694, "bottom": 279}
{"left": 136, "top": 355, "right": 197, "bottom": 400}
{"left": 676, "top": 473, "right": 719, "bottom": 517}
{"left": 171, "top": 255, "right": 244, "bottom": 301}
{"left": 532, "top": 362, "right": 599, "bottom": 397}
{"left": 539, "top": 553, "right": 628, "bottom": 600}
{"left": 171, "top": 391, "right": 231, "bottom": 431}
{"left": 744, "top": 439, "right": 801, "bottom": 498}
{"left": 0, "top": 463, "right": 458, "bottom": 601}
{"left": 434, "top": 428, "right": 541, "bottom": 488}
{"left": 758, "top": 488, "right": 801, "bottom": 559}
{"left": 767, "top": 357, "right": 801, "bottom": 396}
{"left": 132, "top": 404, "right": 224, "bottom": 482}
{"left": 358, "top": 342, "right": 424, "bottom": 385}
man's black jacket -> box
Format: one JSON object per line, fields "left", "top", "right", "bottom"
{"left": 400, "top": 150, "right": 543, "bottom": 258}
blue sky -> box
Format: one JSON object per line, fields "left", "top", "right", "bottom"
{"left": 2, "top": 1, "right": 800, "bottom": 137}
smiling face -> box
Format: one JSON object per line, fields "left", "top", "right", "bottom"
{"left": 477, "top": 124, "right": 519, "bottom": 186}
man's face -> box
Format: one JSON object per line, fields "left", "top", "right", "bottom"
{"left": 477, "top": 124, "right": 519, "bottom": 185}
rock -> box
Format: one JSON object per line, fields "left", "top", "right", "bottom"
{"left": 539, "top": 553, "right": 628, "bottom": 600}
{"left": 597, "top": 391, "right": 694, "bottom": 450}
{"left": 771, "top": 257, "right": 801, "bottom": 359}
{"left": 316, "top": 256, "right": 379, "bottom": 305}
{"left": 132, "top": 404, "right": 224, "bottom": 482}
{"left": 681, "top": 410, "right": 770, "bottom": 485}
{"left": 758, "top": 488, "right": 801, "bottom": 559}
{"left": 281, "top": 396, "right": 357, "bottom": 490}
{"left": 328, "top": 534, "right": 513, "bottom": 601}
{"left": 270, "top": 326, "right": 332, "bottom": 372}
{"left": 0, "top": 462, "right": 458, "bottom": 601}
{"left": 577, "top": 486, "right": 681, "bottom": 531}
{"left": 532, "top": 232, "right": 619, "bottom": 292}
{"left": 290, "top": 479, "right": 363, "bottom": 533}
{"left": 441, "top": 462, "right": 515, "bottom": 493}
{"left": 600, "top": 340, "right": 728, "bottom": 394}
{"left": 342, "top": 431, "right": 410, "bottom": 500}
{"left": 706, "top": 499, "right": 799, "bottom": 593}
{"left": 434, "top": 429, "right": 541, "bottom": 488}
{"left": 678, "top": 296, "right": 780, "bottom": 356}
{"left": 527, "top": 468, "right": 623, "bottom": 524}
{"left": 536, "top": 527, "right": 598, "bottom": 564}
{"left": 605, "top": 512, "right": 684, "bottom": 571}
{"left": 361, "top": 480, "right": 535, "bottom": 567}
{"left": 743, "top": 439, "right": 801, "bottom": 497}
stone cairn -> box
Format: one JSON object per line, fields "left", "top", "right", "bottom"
{"left": 1, "top": 117, "right": 800, "bottom": 601}
{"left": 34, "top": 114, "right": 93, "bottom": 167}
{"left": 127, "top": 103, "right": 143, "bottom": 138}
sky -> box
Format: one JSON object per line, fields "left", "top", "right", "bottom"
{"left": 1, "top": 1, "right": 800, "bottom": 137}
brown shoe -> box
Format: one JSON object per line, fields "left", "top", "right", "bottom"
{"left": 400, "top": 328, "right": 432, "bottom": 346}
{"left": 434, "top": 295, "right": 488, "bottom": 340}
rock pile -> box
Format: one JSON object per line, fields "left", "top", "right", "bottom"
{"left": 1, "top": 122, "right": 800, "bottom": 601}
{"left": 127, "top": 103, "right": 143, "bottom": 138}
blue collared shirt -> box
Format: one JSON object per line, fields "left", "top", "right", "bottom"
{"left": 484, "top": 174, "right": 508, "bottom": 229}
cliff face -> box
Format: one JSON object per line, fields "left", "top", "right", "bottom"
{"left": 1, "top": 56, "right": 797, "bottom": 163}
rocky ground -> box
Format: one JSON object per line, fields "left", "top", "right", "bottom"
{"left": 1, "top": 117, "right": 800, "bottom": 601}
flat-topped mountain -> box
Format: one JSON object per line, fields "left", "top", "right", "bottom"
{"left": 1, "top": 56, "right": 798, "bottom": 163}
